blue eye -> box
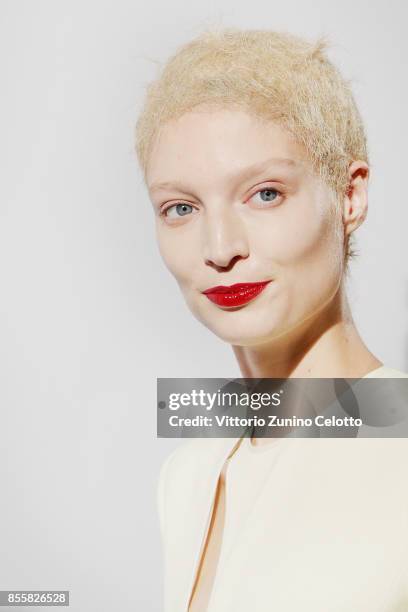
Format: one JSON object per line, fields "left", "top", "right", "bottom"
{"left": 248, "top": 187, "right": 284, "bottom": 208}
{"left": 164, "top": 203, "right": 194, "bottom": 219}
{"left": 257, "top": 189, "right": 279, "bottom": 202}
{"left": 261, "top": 189, "right": 277, "bottom": 201}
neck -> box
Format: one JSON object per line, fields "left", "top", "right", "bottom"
{"left": 232, "top": 286, "right": 381, "bottom": 379}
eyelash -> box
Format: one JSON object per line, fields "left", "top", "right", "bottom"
{"left": 159, "top": 184, "right": 285, "bottom": 219}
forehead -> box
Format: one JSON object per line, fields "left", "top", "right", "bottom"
{"left": 146, "top": 108, "right": 311, "bottom": 191}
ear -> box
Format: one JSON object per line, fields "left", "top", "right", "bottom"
{"left": 343, "top": 160, "right": 369, "bottom": 237}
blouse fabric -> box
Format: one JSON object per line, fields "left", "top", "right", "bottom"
{"left": 157, "top": 366, "right": 408, "bottom": 611}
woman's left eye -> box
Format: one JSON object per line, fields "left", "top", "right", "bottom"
{"left": 249, "top": 187, "right": 283, "bottom": 207}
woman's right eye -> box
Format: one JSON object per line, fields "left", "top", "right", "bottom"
{"left": 162, "top": 203, "right": 196, "bottom": 220}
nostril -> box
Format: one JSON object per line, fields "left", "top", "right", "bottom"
{"left": 205, "top": 254, "right": 248, "bottom": 272}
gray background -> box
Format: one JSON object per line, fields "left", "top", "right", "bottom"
{"left": 1, "top": 0, "right": 407, "bottom": 610}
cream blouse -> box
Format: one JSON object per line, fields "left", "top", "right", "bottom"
{"left": 157, "top": 366, "right": 408, "bottom": 611}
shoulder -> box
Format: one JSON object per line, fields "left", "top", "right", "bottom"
{"left": 156, "top": 437, "right": 240, "bottom": 535}
{"left": 158, "top": 437, "right": 238, "bottom": 485}
{"left": 367, "top": 366, "right": 408, "bottom": 378}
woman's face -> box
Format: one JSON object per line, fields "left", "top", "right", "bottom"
{"left": 146, "top": 108, "right": 344, "bottom": 346}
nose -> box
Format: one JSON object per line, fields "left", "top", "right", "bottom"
{"left": 202, "top": 206, "right": 249, "bottom": 271}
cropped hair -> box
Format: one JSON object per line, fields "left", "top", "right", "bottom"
{"left": 134, "top": 27, "right": 369, "bottom": 263}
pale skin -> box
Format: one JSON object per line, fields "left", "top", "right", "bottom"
{"left": 146, "top": 107, "right": 382, "bottom": 610}
{"left": 146, "top": 107, "right": 381, "bottom": 388}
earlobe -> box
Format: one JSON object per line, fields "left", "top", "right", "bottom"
{"left": 343, "top": 160, "right": 369, "bottom": 237}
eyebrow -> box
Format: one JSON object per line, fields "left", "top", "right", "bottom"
{"left": 148, "top": 156, "right": 302, "bottom": 194}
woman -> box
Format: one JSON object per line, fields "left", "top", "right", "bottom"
{"left": 135, "top": 28, "right": 408, "bottom": 611}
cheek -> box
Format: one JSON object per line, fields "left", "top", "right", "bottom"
{"left": 254, "top": 204, "right": 343, "bottom": 312}
{"left": 254, "top": 190, "right": 343, "bottom": 270}
{"left": 155, "top": 223, "right": 198, "bottom": 286}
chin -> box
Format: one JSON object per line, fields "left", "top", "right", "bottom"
{"left": 210, "top": 326, "right": 285, "bottom": 347}
{"left": 193, "top": 305, "right": 289, "bottom": 347}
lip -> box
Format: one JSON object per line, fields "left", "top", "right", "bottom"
{"left": 202, "top": 281, "right": 272, "bottom": 308}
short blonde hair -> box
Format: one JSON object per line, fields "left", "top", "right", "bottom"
{"left": 134, "top": 27, "right": 368, "bottom": 262}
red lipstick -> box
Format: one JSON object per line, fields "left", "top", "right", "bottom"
{"left": 202, "top": 281, "right": 271, "bottom": 308}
